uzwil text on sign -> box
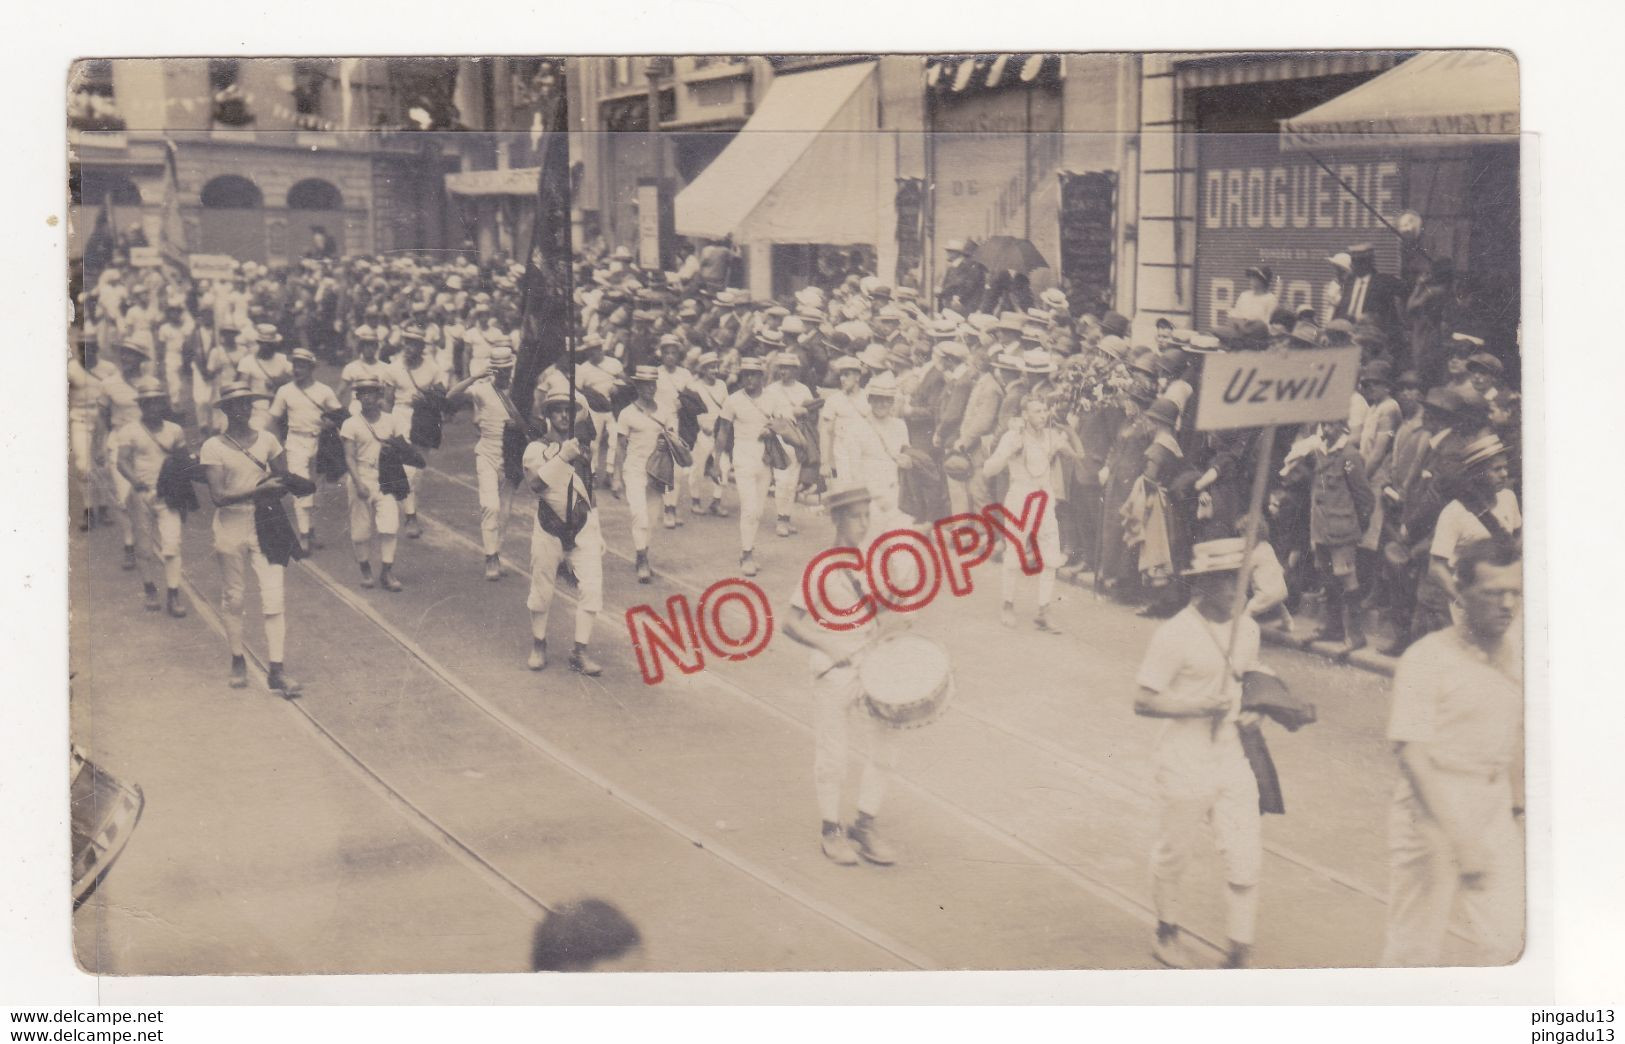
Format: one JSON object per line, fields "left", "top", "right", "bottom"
{"left": 1195, "top": 347, "right": 1361, "bottom": 430}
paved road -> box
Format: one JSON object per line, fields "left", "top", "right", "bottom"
{"left": 70, "top": 393, "right": 1489, "bottom": 973}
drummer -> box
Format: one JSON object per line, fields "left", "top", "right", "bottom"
{"left": 783, "top": 485, "right": 900, "bottom": 868}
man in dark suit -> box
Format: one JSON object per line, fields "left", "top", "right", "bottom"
{"left": 1333, "top": 243, "right": 1405, "bottom": 348}
{"left": 937, "top": 238, "right": 986, "bottom": 315}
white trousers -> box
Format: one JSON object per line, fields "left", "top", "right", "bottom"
{"left": 70, "top": 414, "right": 99, "bottom": 510}
{"left": 623, "top": 461, "right": 654, "bottom": 552}
{"left": 347, "top": 478, "right": 400, "bottom": 562}
{"left": 1381, "top": 782, "right": 1524, "bottom": 966}
{"left": 812, "top": 658, "right": 896, "bottom": 824}
{"left": 688, "top": 431, "right": 719, "bottom": 503}
{"left": 215, "top": 526, "right": 286, "bottom": 662}
{"left": 773, "top": 445, "right": 799, "bottom": 517}
{"left": 1151, "top": 748, "right": 1263, "bottom": 945}
{"left": 735, "top": 461, "right": 772, "bottom": 553}
{"left": 475, "top": 448, "right": 515, "bottom": 557}
{"left": 131, "top": 490, "right": 183, "bottom": 589}
{"left": 527, "top": 511, "right": 605, "bottom": 646}
{"left": 284, "top": 432, "right": 319, "bottom": 535}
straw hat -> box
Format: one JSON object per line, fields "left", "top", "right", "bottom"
{"left": 1184, "top": 538, "right": 1248, "bottom": 576}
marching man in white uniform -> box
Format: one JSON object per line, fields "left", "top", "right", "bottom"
{"left": 652, "top": 335, "right": 694, "bottom": 531}
{"left": 1134, "top": 537, "right": 1268, "bottom": 969}
{"left": 340, "top": 378, "right": 406, "bottom": 592}
{"left": 446, "top": 344, "right": 521, "bottom": 581}
{"left": 198, "top": 380, "right": 304, "bottom": 695}
{"left": 523, "top": 391, "right": 606, "bottom": 677}
{"left": 763, "top": 351, "right": 814, "bottom": 537}
{"left": 114, "top": 377, "right": 188, "bottom": 617}
{"left": 718, "top": 357, "right": 790, "bottom": 578}
{"left": 609, "top": 365, "right": 667, "bottom": 585}
{"left": 268, "top": 348, "right": 341, "bottom": 552}
{"left": 1382, "top": 538, "right": 1524, "bottom": 966}
{"left": 98, "top": 339, "right": 150, "bottom": 571}
{"left": 385, "top": 322, "right": 447, "bottom": 540}
{"left": 686, "top": 351, "right": 730, "bottom": 518}
{"left": 783, "top": 485, "right": 899, "bottom": 867}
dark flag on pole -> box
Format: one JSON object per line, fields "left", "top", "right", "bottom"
{"left": 512, "top": 59, "right": 575, "bottom": 432}
{"left": 81, "top": 190, "right": 116, "bottom": 285}
{"left": 158, "top": 139, "right": 189, "bottom": 277}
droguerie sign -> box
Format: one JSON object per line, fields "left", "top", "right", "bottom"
{"left": 624, "top": 493, "right": 1051, "bottom": 685}
{"left": 1195, "top": 346, "right": 1362, "bottom": 430}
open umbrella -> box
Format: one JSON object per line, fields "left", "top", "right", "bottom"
{"left": 972, "top": 235, "right": 1049, "bottom": 274}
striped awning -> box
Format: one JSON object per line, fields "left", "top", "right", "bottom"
{"left": 924, "top": 54, "right": 1064, "bottom": 93}
{"left": 1172, "top": 51, "right": 1406, "bottom": 90}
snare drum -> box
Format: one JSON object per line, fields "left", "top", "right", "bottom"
{"left": 858, "top": 633, "right": 954, "bottom": 729}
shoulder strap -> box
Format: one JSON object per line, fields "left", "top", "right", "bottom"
{"left": 220, "top": 433, "right": 269, "bottom": 473}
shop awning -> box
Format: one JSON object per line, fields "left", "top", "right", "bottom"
{"left": 676, "top": 61, "right": 879, "bottom": 244}
{"left": 444, "top": 167, "right": 540, "bottom": 197}
{"left": 1279, "top": 50, "right": 1518, "bottom": 151}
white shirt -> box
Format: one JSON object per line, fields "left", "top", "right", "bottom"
{"left": 1431, "top": 490, "right": 1521, "bottom": 566}
{"left": 340, "top": 358, "right": 391, "bottom": 415}
{"left": 615, "top": 401, "right": 666, "bottom": 471}
{"left": 467, "top": 380, "right": 516, "bottom": 449}
{"left": 340, "top": 411, "right": 402, "bottom": 484}
{"left": 116, "top": 419, "right": 185, "bottom": 489}
{"left": 1135, "top": 605, "right": 1262, "bottom": 793}
{"left": 523, "top": 439, "right": 593, "bottom": 517}
{"left": 199, "top": 429, "right": 283, "bottom": 544}
{"left": 653, "top": 365, "right": 693, "bottom": 426}
{"left": 235, "top": 352, "right": 292, "bottom": 398}
{"left": 270, "top": 380, "right": 341, "bottom": 438}
{"left": 720, "top": 389, "right": 791, "bottom": 460}
{"left": 387, "top": 356, "right": 446, "bottom": 425}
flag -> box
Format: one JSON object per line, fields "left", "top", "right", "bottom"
{"left": 81, "top": 190, "right": 116, "bottom": 283}
{"left": 158, "top": 139, "right": 187, "bottom": 275}
{"left": 512, "top": 60, "right": 576, "bottom": 430}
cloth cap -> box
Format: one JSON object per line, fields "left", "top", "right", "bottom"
{"left": 1145, "top": 397, "right": 1180, "bottom": 427}
{"left": 944, "top": 239, "right": 968, "bottom": 254}
{"left": 1467, "top": 352, "right": 1504, "bottom": 375}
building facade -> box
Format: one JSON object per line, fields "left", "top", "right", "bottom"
{"left": 70, "top": 58, "right": 464, "bottom": 267}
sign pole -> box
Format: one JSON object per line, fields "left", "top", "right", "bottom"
{"left": 1223, "top": 424, "right": 1277, "bottom": 668}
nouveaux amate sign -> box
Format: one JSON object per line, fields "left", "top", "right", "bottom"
{"left": 1195, "top": 347, "right": 1361, "bottom": 430}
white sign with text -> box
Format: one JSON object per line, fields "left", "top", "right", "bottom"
{"left": 1195, "top": 347, "right": 1362, "bottom": 430}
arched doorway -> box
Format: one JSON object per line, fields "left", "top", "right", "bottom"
{"left": 285, "top": 178, "right": 347, "bottom": 257}
{"left": 199, "top": 174, "right": 267, "bottom": 262}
